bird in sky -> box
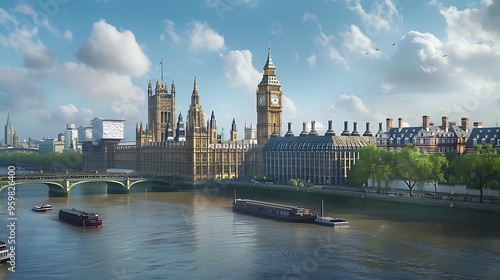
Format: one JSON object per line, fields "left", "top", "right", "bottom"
{"left": 365, "top": 52, "right": 371, "bottom": 55}
{"left": 375, "top": 48, "right": 379, "bottom": 51}
{"left": 392, "top": 43, "right": 396, "bottom": 46}
{"left": 442, "top": 54, "right": 448, "bottom": 57}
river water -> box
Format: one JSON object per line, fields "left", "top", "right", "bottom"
{"left": 0, "top": 171, "right": 499, "bottom": 279}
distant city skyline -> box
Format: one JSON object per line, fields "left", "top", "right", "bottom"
{"left": 1, "top": 0, "right": 499, "bottom": 142}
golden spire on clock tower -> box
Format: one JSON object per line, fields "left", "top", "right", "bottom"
{"left": 256, "top": 44, "right": 283, "bottom": 147}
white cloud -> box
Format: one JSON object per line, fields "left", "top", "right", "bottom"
{"left": 0, "top": 7, "right": 57, "bottom": 69}
{"left": 161, "top": 19, "right": 181, "bottom": 44}
{"left": 187, "top": 21, "right": 225, "bottom": 52}
{"left": 307, "top": 53, "right": 316, "bottom": 68}
{"left": 303, "top": 12, "right": 317, "bottom": 21}
{"left": 76, "top": 19, "right": 150, "bottom": 77}
{"left": 380, "top": 83, "right": 394, "bottom": 93}
{"left": 54, "top": 104, "right": 94, "bottom": 124}
{"left": 338, "top": 95, "right": 370, "bottom": 114}
{"left": 220, "top": 50, "right": 261, "bottom": 94}
{"left": 346, "top": 0, "right": 403, "bottom": 34}
{"left": 13, "top": 3, "right": 70, "bottom": 41}
{"left": 0, "top": 66, "right": 45, "bottom": 110}
{"left": 63, "top": 30, "right": 73, "bottom": 41}
{"left": 53, "top": 62, "right": 145, "bottom": 117}
{"left": 314, "top": 25, "right": 346, "bottom": 65}
{"left": 283, "top": 95, "right": 297, "bottom": 119}
{"left": 340, "top": 24, "right": 378, "bottom": 58}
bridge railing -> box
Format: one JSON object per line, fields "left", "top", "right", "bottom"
{"left": 0, "top": 172, "right": 156, "bottom": 181}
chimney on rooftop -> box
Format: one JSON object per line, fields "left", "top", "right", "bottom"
{"left": 300, "top": 122, "right": 308, "bottom": 136}
{"left": 386, "top": 118, "right": 393, "bottom": 132}
{"left": 461, "top": 117, "right": 469, "bottom": 132}
{"left": 363, "top": 122, "right": 373, "bottom": 137}
{"left": 423, "top": 115, "right": 430, "bottom": 131}
{"left": 351, "top": 122, "right": 360, "bottom": 136}
{"left": 341, "top": 121, "right": 350, "bottom": 136}
{"left": 398, "top": 117, "right": 403, "bottom": 130}
{"left": 285, "top": 122, "right": 294, "bottom": 137}
{"left": 442, "top": 116, "right": 449, "bottom": 132}
{"left": 309, "top": 121, "right": 318, "bottom": 136}
{"left": 473, "top": 121, "right": 483, "bottom": 128}
{"left": 325, "top": 120, "right": 335, "bottom": 136}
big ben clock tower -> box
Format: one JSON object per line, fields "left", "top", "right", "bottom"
{"left": 257, "top": 45, "right": 282, "bottom": 147}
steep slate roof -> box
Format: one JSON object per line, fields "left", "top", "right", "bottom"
{"left": 378, "top": 124, "right": 469, "bottom": 142}
{"left": 465, "top": 127, "right": 500, "bottom": 148}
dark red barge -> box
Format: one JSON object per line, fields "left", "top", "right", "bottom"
{"left": 59, "top": 208, "right": 103, "bottom": 227}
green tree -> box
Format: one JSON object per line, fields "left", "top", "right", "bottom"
{"left": 427, "top": 153, "right": 449, "bottom": 196}
{"left": 287, "top": 179, "right": 298, "bottom": 186}
{"left": 451, "top": 144, "right": 500, "bottom": 203}
{"left": 347, "top": 144, "right": 393, "bottom": 193}
{"left": 392, "top": 144, "right": 432, "bottom": 197}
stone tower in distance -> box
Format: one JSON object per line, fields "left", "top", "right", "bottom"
{"left": 256, "top": 44, "right": 283, "bottom": 147}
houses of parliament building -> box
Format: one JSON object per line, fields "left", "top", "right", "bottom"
{"left": 82, "top": 47, "right": 375, "bottom": 185}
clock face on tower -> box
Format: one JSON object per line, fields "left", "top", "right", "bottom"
{"left": 258, "top": 95, "right": 266, "bottom": 106}
{"left": 271, "top": 94, "right": 279, "bottom": 105}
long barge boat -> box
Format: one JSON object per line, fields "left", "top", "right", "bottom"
{"left": 59, "top": 208, "right": 103, "bottom": 227}
{"left": 232, "top": 190, "right": 317, "bottom": 223}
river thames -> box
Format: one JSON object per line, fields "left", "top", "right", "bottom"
{"left": 1, "top": 177, "right": 499, "bottom": 279}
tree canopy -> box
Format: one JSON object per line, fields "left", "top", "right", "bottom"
{"left": 347, "top": 144, "right": 393, "bottom": 193}
{"left": 349, "top": 144, "right": 448, "bottom": 197}
{"left": 0, "top": 151, "right": 82, "bottom": 172}
{"left": 450, "top": 144, "right": 500, "bottom": 203}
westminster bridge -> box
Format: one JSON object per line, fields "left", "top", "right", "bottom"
{"left": 0, "top": 172, "right": 181, "bottom": 197}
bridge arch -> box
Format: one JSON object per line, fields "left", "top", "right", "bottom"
{"left": 129, "top": 179, "right": 174, "bottom": 191}
{"left": 67, "top": 180, "right": 126, "bottom": 193}
{"left": 0, "top": 181, "right": 65, "bottom": 196}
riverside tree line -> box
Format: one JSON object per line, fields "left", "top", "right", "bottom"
{"left": 347, "top": 144, "right": 500, "bottom": 203}
{"left": 0, "top": 151, "right": 82, "bottom": 172}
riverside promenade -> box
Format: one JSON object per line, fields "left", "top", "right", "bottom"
{"left": 225, "top": 180, "right": 500, "bottom": 213}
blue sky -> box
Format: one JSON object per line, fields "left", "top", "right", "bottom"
{"left": 1, "top": 0, "right": 499, "bottom": 142}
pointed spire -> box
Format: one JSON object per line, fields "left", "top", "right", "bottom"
{"left": 260, "top": 43, "right": 278, "bottom": 85}
{"left": 193, "top": 75, "right": 198, "bottom": 93}
{"left": 6, "top": 111, "right": 11, "bottom": 126}
{"left": 231, "top": 118, "right": 237, "bottom": 132}
{"left": 264, "top": 42, "right": 275, "bottom": 69}
{"left": 210, "top": 110, "right": 216, "bottom": 130}
{"left": 191, "top": 75, "right": 200, "bottom": 105}
{"left": 171, "top": 79, "right": 176, "bottom": 96}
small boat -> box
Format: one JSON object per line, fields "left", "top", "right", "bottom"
{"left": 59, "top": 208, "right": 103, "bottom": 227}
{"left": 0, "top": 241, "right": 10, "bottom": 263}
{"left": 314, "top": 216, "right": 349, "bottom": 227}
{"left": 314, "top": 200, "right": 349, "bottom": 227}
{"left": 32, "top": 204, "right": 53, "bottom": 212}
